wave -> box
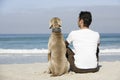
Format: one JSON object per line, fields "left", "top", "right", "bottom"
{"left": 0, "top": 48, "right": 120, "bottom": 54}
{"left": 100, "top": 49, "right": 120, "bottom": 53}
{"left": 0, "top": 48, "right": 48, "bottom": 54}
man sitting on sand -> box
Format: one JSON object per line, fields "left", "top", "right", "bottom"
{"left": 66, "top": 11, "right": 100, "bottom": 73}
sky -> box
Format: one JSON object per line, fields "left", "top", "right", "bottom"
{"left": 0, "top": 0, "right": 120, "bottom": 34}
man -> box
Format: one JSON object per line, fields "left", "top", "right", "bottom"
{"left": 66, "top": 11, "right": 100, "bottom": 73}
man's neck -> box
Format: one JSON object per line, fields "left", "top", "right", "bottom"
{"left": 80, "top": 26, "right": 89, "bottom": 29}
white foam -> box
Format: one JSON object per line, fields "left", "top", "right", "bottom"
{"left": 100, "top": 49, "right": 120, "bottom": 53}
{"left": 0, "top": 48, "right": 48, "bottom": 54}
{"left": 0, "top": 48, "right": 120, "bottom": 54}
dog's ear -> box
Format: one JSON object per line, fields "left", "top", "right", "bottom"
{"left": 49, "top": 20, "right": 53, "bottom": 29}
{"left": 49, "top": 25, "right": 53, "bottom": 29}
{"left": 59, "top": 25, "right": 61, "bottom": 27}
{"left": 58, "top": 20, "right": 62, "bottom": 28}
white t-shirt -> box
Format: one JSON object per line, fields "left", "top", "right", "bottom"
{"left": 66, "top": 29, "right": 100, "bottom": 69}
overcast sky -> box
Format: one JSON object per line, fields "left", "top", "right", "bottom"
{"left": 0, "top": 0, "right": 120, "bottom": 34}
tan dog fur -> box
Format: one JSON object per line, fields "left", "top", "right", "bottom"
{"left": 48, "top": 17, "right": 70, "bottom": 76}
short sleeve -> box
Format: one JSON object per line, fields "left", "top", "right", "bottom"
{"left": 66, "top": 31, "right": 73, "bottom": 44}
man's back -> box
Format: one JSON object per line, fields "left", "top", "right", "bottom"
{"left": 66, "top": 29, "right": 100, "bottom": 69}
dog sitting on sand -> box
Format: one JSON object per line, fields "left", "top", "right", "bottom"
{"left": 48, "top": 17, "right": 70, "bottom": 76}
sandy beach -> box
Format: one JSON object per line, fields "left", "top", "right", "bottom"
{"left": 0, "top": 61, "right": 120, "bottom": 80}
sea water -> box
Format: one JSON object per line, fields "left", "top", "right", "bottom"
{"left": 0, "top": 33, "right": 120, "bottom": 64}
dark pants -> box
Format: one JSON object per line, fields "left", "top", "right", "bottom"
{"left": 66, "top": 47, "right": 100, "bottom": 73}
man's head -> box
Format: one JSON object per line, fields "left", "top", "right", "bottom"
{"left": 78, "top": 11, "right": 92, "bottom": 28}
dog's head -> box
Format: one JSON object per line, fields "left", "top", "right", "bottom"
{"left": 49, "top": 17, "right": 62, "bottom": 29}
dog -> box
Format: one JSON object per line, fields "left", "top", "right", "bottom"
{"left": 48, "top": 17, "right": 70, "bottom": 76}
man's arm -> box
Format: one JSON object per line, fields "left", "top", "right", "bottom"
{"left": 98, "top": 43, "right": 100, "bottom": 46}
{"left": 96, "top": 43, "right": 100, "bottom": 61}
{"left": 65, "top": 40, "right": 69, "bottom": 48}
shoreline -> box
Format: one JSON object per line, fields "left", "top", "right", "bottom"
{"left": 0, "top": 61, "right": 120, "bottom": 80}
{"left": 0, "top": 48, "right": 120, "bottom": 54}
{"left": 0, "top": 53, "right": 120, "bottom": 64}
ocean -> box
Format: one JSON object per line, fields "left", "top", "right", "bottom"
{"left": 0, "top": 33, "right": 120, "bottom": 53}
{"left": 0, "top": 33, "right": 120, "bottom": 64}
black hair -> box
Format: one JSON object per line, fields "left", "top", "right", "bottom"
{"left": 79, "top": 11, "right": 92, "bottom": 27}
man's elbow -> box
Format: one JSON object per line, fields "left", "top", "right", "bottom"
{"left": 65, "top": 41, "right": 69, "bottom": 47}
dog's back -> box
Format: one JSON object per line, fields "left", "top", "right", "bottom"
{"left": 48, "top": 17, "right": 70, "bottom": 76}
{"left": 48, "top": 32, "right": 69, "bottom": 76}
{"left": 49, "top": 33, "right": 66, "bottom": 58}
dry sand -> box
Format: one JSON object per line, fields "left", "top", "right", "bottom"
{"left": 0, "top": 61, "right": 120, "bottom": 80}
